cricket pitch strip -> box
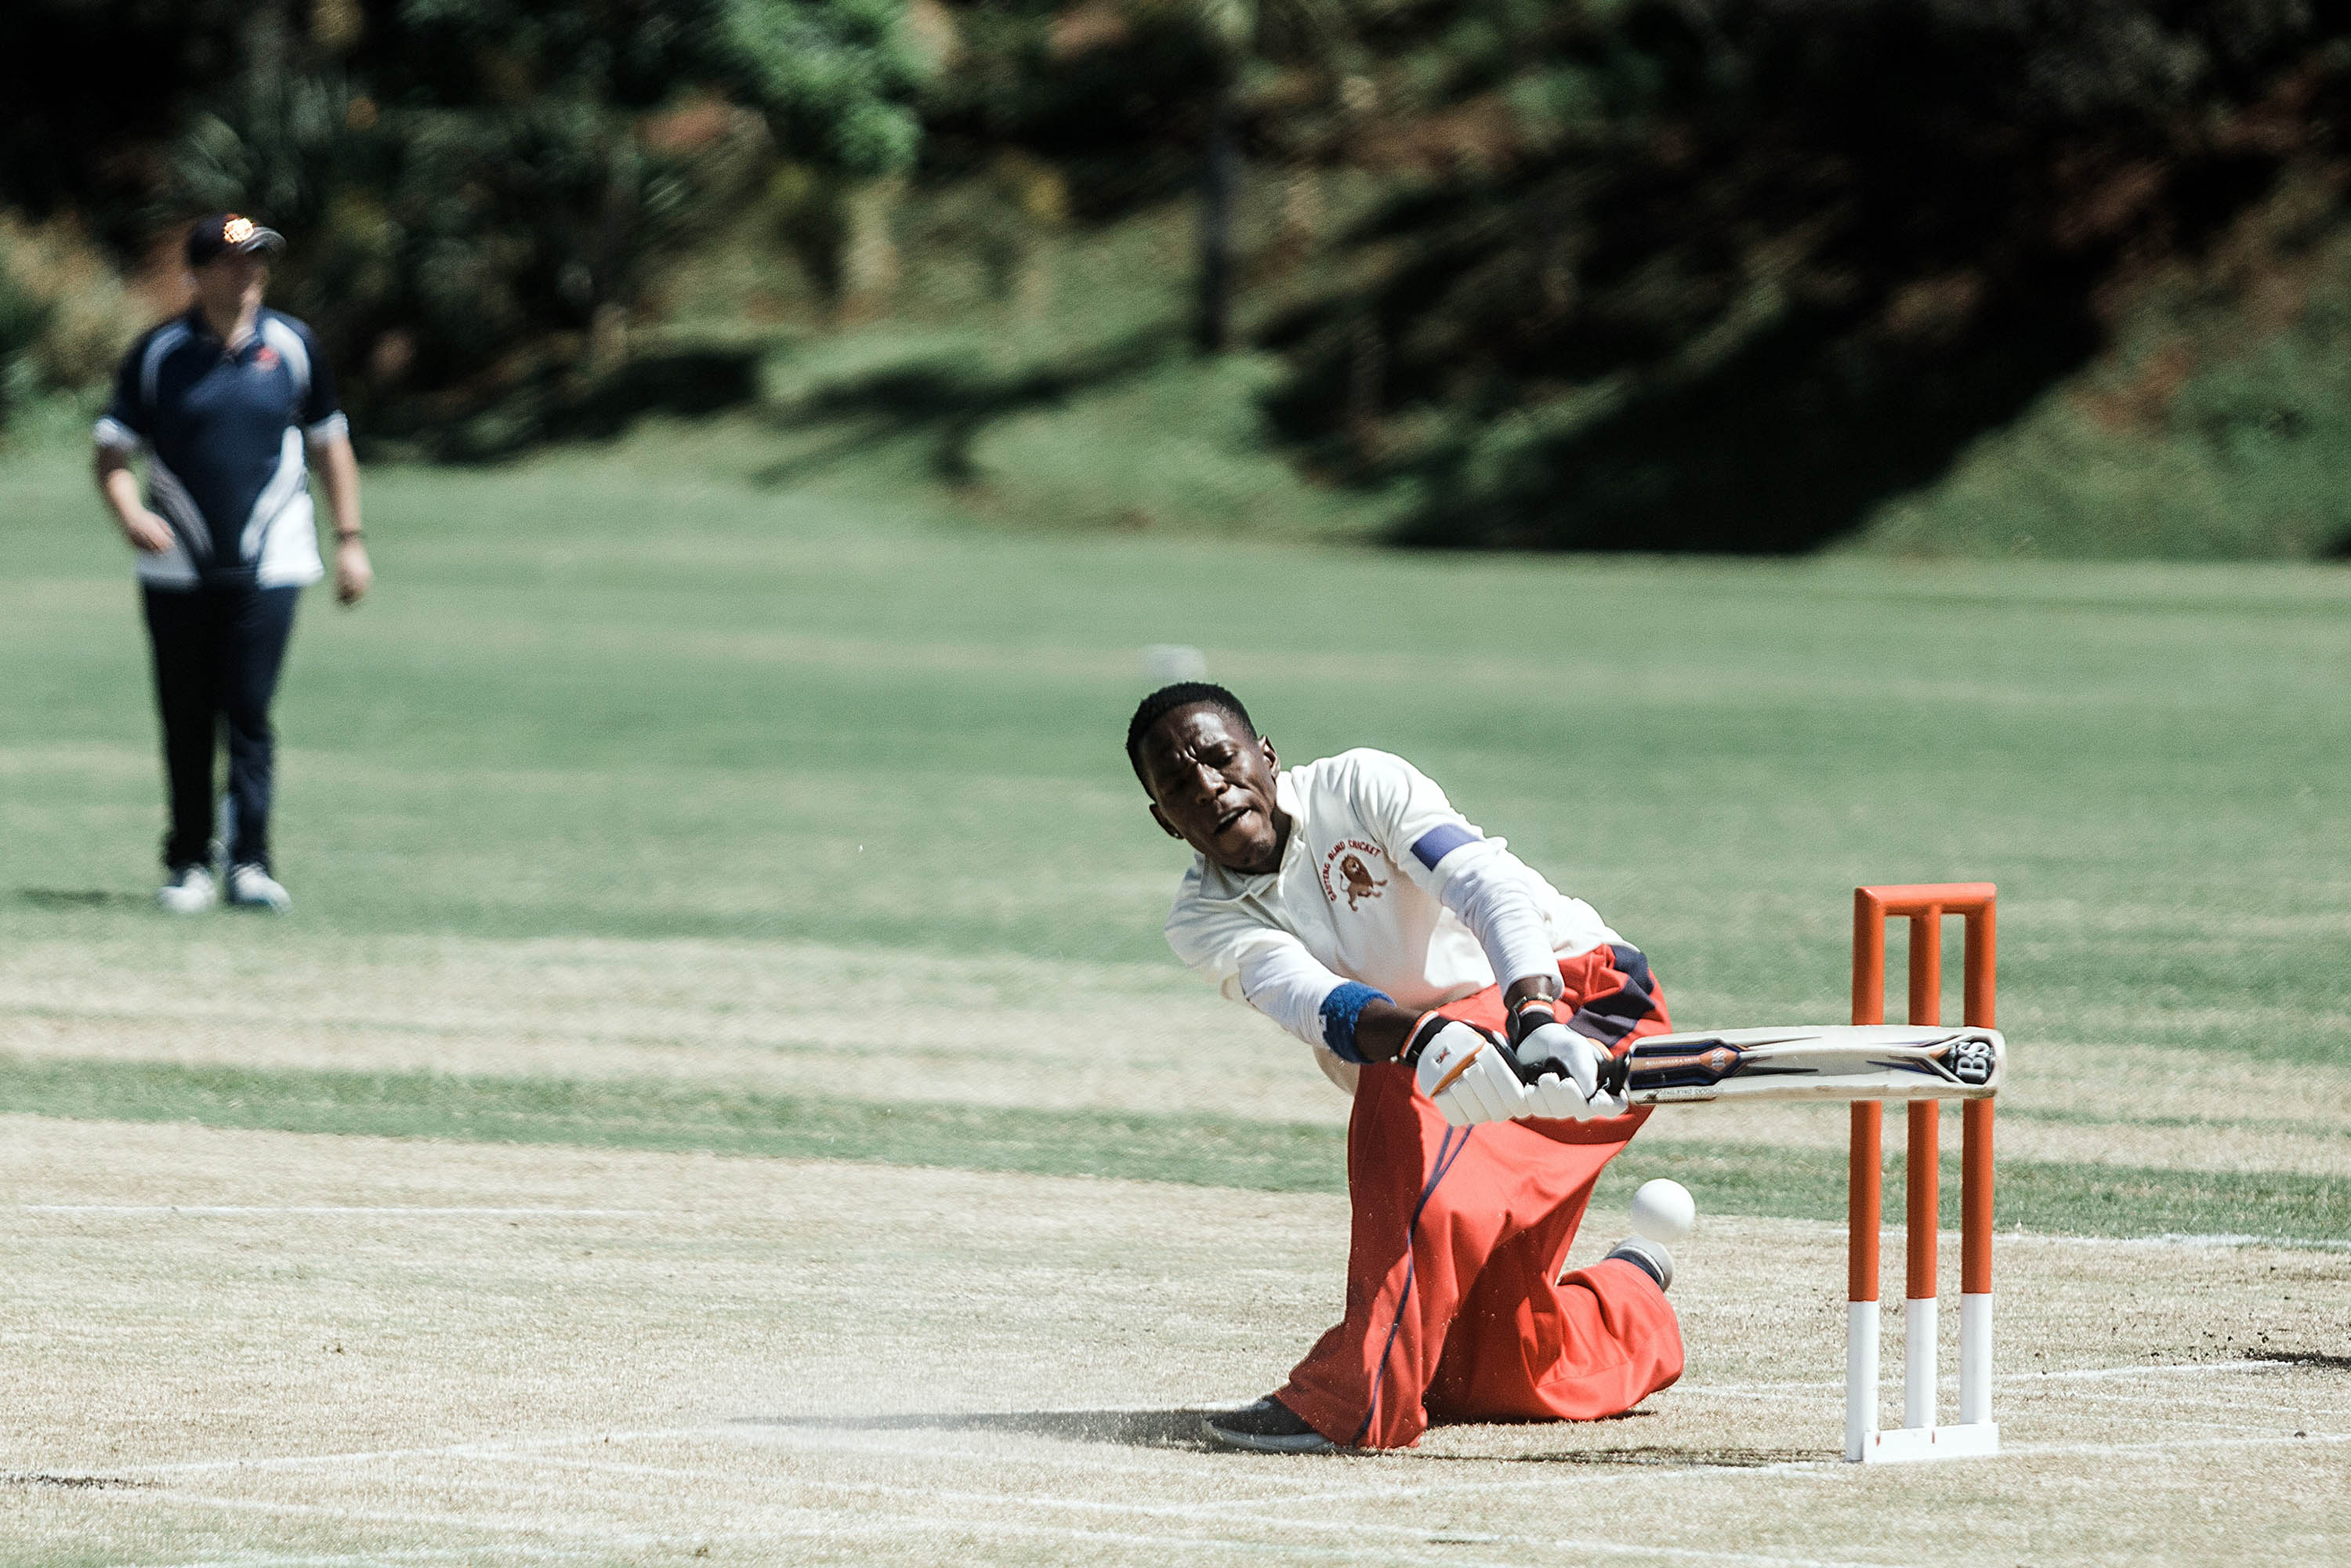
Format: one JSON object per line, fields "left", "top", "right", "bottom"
{"left": 3, "top": 1116, "right": 2345, "bottom": 1567}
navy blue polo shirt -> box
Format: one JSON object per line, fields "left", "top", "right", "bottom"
{"left": 96, "top": 306, "right": 346, "bottom": 590}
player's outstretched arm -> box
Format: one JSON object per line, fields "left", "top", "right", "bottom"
{"left": 1331, "top": 997, "right": 1534, "bottom": 1125}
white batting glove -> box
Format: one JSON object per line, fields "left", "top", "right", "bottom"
{"left": 1409, "top": 1019, "right": 1531, "bottom": 1126}
{"left": 1509, "top": 1003, "right": 1630, "bottom": 1121}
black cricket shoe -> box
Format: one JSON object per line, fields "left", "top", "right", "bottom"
{"left": 1605, "top": 1236, "right": 1675, "bottom": 1291}
{"left": 1201, "top": 1396, "right": 1339, "bottom": 1454}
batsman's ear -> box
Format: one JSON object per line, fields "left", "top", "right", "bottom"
{"left": 1259, "top": 735, "right": 1278, "bottom": 772}
{"left": 1148, "top": 802, "right": 1186, "bottom": 842}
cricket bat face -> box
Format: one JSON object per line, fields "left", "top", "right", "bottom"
{"left": 1606, "top": 1026, "right": 2004, "bottom": 1105}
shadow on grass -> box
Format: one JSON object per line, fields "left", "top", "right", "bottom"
{"left": 735, "top": 1410, "right": 1820, "bottom": 1468}
{"left": 748, "top": 324, "right": 1186, "bottom": 489}
{"left": 2251, "top": 1351, "right": 2351, "bottom": 1372}
{"left": 1414, "top": 1442, "right": 1823, "bottom": 1469}
{"left": 0, "top": 1473, "right": 152, "bottom": 1489}
{"left": 366, "top": 346, "right": 768, "bottom": 462}
{"left": 734, "top": 1407, "right": 1223, "bottom": 1450}
{"left": 17, "top": 889, "right": 143, "bottom": 909}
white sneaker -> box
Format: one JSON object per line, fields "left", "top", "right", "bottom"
{"left": 157, "top": 865, "right": 218, "bottom": 914}
{"left": 1605, "top": 1236, "right": 1675, "bottom": 1292}
{"left": 225, "top": 863, "right": 292, "bottom": 913}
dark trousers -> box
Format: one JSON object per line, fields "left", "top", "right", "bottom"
{"left": 141, "top": 584, "right": 300, "bottom": 873}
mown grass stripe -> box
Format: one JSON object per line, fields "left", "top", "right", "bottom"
{"left": 2, "top": 1056, "right": 2342, "bottom": 1244}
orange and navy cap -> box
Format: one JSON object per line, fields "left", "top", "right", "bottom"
{"left": 186, "top": 212, "right": 286, "bottom": 266}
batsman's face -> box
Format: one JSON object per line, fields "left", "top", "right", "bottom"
{"left": 1141, "top": 705, "right": 1288, "bottom": 877}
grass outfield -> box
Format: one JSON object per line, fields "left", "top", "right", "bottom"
{"left": 5, "top": 433, "right": 2349, "bottom": 1566}
{"left": 4, "top": 425, "right": 2349, "bottom": 1246}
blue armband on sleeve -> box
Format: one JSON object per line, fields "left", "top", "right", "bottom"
{"left": 1319, "top": 982, "right": 1394, "bottom": 1065}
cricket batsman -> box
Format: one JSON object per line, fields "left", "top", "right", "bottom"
{"left": 1128, "top": 682, "right": 1685, "bottom": 1453}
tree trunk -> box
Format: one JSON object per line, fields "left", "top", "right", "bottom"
{"left": 1194, "top": 78, "right": 1240, "bottom": 353}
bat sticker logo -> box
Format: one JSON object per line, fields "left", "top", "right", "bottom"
{"left": 1950, "top": 1037, "right": 1996, "bottom": 1085}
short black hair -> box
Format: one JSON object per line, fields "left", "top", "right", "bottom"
{"left": 1125, "top": 682, "right": 1255, "bottom": 788}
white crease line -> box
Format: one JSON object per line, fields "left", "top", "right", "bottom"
{"left": 120, "top": 1426, "right": 716, "bottom": 1476}
{"left": 718, "top": 1423, "right": 1849, "bottom": 1503}
{"left": 2006, "top": 1430, "right": 2347, "bottom": 1458}
{"left": 73, "top": 1488, "right": 683, "bottom": 1550}
{"left": 2022, "top": 1392, "right": 2332, "bottom": 1420}
{"left": 114, "top": 1551, "right": 585, "bottom": 1568}
{"left": 759, "top": 1511, "right": 1900, "bottom": 1568}
{"left": 432, "top": 1494, "right": 1902, "bottom": 1568}
{"left": 2012, "top": 1360, "right": 2294, "bottom": 1383}
{"left": 485, "top": 1450, "right": 1705, "bottom": 1541}
{"left": 121, "top": 1420, "right": 1317, "bottom": 1494}
{"left": 16, "top": 1205, "right": 654, "bottom": 1218}
{"left": 1193, "top": 1458, "right": 1841, "bottom": 1519}
{"left": 1778, "top": 1225, "right": 2351, "bottom": 1254}
{"left": 442, "top": 1461, "right": 1488, "bottom": 1549}
{"left": 2045, "top": 1233, "right": 2351, "bottom": 1252}
{"left": 784, "top": 1510, "right": 1900, "bottom": 1568}
{"left": 1675, "top": 1358, "right": 2293, "bottom": 1400}
{"left": 721, "top": 1419, "right": 1344, "bottom": 1486}
{"left": 1549, "top": 1544, "right": 1891, "bottom": 1568}
{"left": 138, "top": 1487, "right": 1413, "bottom": 1566}
{"left": 143, "top": 1443, "right": 1875, "bottom": 1566}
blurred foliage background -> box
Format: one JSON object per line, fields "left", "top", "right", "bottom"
{"left": 4, "top": 0, "right": 2349, "bottom": 557}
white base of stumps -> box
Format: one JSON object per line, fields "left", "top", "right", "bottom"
{"left": 1856, "top": 1421, "right": 2001, "bottom": 1464}
{"left": 1846, "top": 1295, "right": 2000, "bottom": 1463}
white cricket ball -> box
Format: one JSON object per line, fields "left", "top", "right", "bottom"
{"left": 1629, "top": 1178, "right": 1695, "bottom": 1245}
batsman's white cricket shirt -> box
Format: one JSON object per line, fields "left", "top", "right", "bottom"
{"left": 1163, "top": 749, "right": 1620, "bottom": 1077}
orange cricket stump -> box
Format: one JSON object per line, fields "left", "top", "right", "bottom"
{"left": 1846, "top": 883, "right": 2000, "bottom": 1464}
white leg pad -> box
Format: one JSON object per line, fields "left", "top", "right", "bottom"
{"left": 1904, "top": 1296, "right": 1938, "bottom": 1432}
{"left": 1845, "top": 1299, "right": 1879, "bottom": 1463}
{"left": 1960, "top": 1291, "right": 1993, "bottom": 1426}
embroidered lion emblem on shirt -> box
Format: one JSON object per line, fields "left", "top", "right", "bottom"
{"left": 1339, "top": 853, "right": 1387, "bottom": 911}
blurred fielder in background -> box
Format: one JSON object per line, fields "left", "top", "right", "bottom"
{"left": 1128, "top": 682, "right": 1686, "bottom": 1454}
{"left": 92, "top": 212, "right": 371, "bottom": 915}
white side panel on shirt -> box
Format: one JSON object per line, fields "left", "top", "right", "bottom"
{"left": 136, "top": 455, "right": 208, "bottom": 586}
{"left": 139, "top": 321, "right": 191, "bottom": 407}
{"left": 259, "top": 316, "right": 313, "bottom": 407}
{"left": 246, "top": 428, "right": 325, "bottom": 588}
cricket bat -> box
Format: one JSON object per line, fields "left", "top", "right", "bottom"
{"left": 1599, "top": 1025, "right": 2004, "bottom": 1105}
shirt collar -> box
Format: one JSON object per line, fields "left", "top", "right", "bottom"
{"left": 183, "top": 305, "right": 265, "bottom": 352}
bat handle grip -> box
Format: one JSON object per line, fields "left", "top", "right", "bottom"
{"left": 1599, "top": 1048, "right": 1631, "bottom": 1096}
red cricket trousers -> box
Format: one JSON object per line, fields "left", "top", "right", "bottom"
{"left": 1277, "top": 944, "right": 1685, "bottom": 1450}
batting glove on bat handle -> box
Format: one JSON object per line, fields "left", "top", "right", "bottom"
{"left": 1406, "top": 1014, "right": 1529, "bottom": 1127}
{"left": 1510, "top": 1003, "right": 1628, "bottom": 1121}
{"left": 1599, "top": 1048, "right": 1631, "bottom": 1097}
